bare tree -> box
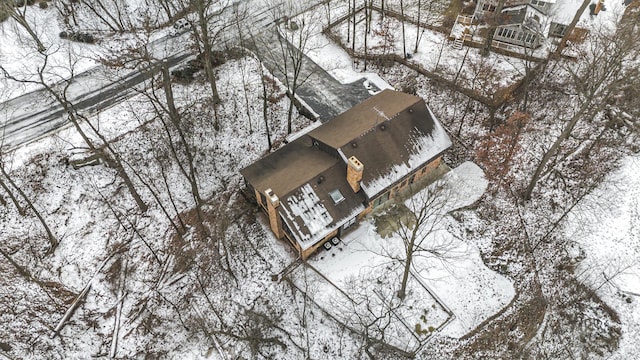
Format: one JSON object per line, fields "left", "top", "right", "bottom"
{"left": 399, "top": 0, "right": 407, "bottom": 59}
{"left": 252, "top": 8, "right": 317, "bottom": 134}
{"left": 391, "top": 181, "right": 455, "bottom": 300}
{"left": 0, "top": 0, "right": 46, "bottom": 52}
{"left": 333, "top": 265, "right": 404, "bottom": 359}
{"left": 1, "top": 51, "right": 149, "bottom": 212}
{"left": 413, "top": 0, "right": 423, "bottom": 54}
{"left": 160, "top": 64, "right": 206, "bottom": 219}
{"left": 258, "top": 64, "right": 274, "bottom": 150}
{"left": 55, "top": 0, "right": 136, "bottom": 33}
{"left": 481, "top": 0, "right": 506, "bottom": 57}
{"left": 0, "top": 156, "right": 58, "bottom": 251}
{"left": 475, "top": 111, "right": 530, "bottom": 192}
{"left": 553, "top": 0, "right": 590, "bottom": 57}
{"left": 524, "top": 20, "right": 640, "bottom": 199}
{"left": 352, "top": 0, "right": 357, "bottom": 53}
{"left": 189, "top": 0, "right": 230, "bottom": 110}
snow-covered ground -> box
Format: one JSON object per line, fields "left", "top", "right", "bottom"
{"left": 302, "top": 10, "right": 394, "bottom": 91}
{"left": 568, "top": 155, "right": 640, "bottom": 359}
{"left": 1, "top": 0, "right": 638, "bottom": 358}
{"left": 0, "top": 5, "right": 98, "bottom": 100}
{"left": 326, "top": 9, "right": 528, "bottom": 95}
{"left": 302, "top": 162, "right": 514, "bottom": 348}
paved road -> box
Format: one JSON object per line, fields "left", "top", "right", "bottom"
{"left": 0, "top": 0, "right": 286, "bottom": 150}
{"left": 0, "top": 47, "right": 190, "bottom": 148}
{"left": 0, "top": 0, "right": 373, "bottom": 149}
{"left": 249, "top": 27, "right": 376, "bottom": 123}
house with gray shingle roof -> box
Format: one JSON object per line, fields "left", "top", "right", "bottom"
{"left": 240, "top": 90, "right": 452, "bottom": 260}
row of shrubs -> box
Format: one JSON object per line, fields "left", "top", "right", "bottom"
{"left": 171, "top": 47, "right": 247, "bottom": 82}
{"left": 59, "top": 31, "right": 96, "bottom": 44}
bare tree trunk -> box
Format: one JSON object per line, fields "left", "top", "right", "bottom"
{"left": 400, "top": 0, "right": 406, "bottom": 59}
{"left": 192, "top": 0, "right": 222, "bottom": 112}
{"left": 127, "top": 157, "right": 186, "bottom": 236}
{"left": 155, "top": 0, "right": 179, "bottom": 21}
{"left": 352, "top": 0, "right": 356, "bottom": 53}
{"left": 454, "top": 46, "right": 471, "bottom": 85}
{"left": 158, "top": 160, "right": 187, "bottom": 231}
{"left": 161, "top": 64, "right": 204, "bottom": 212}
{"left": 0, "top": 161, "right": 58, "bottom": 251}
{"left": 481, "top": 0, "right": 506, "bottom": 57}
{"left": 77, "top": 0, "right": 123, "bottom": 32}
{"left": 524, "top": 102, "right": 595, "bottom": 200}
{"left": 398, "top": 230, "right": 416, "bottom": 300}
{"left": 414, "top": 0, "right": 422, "bottom": 53}
{"left": 0, "top": 176, "right": 25, "bottom": 215}
{"left": 364, "top": 0, "right": 369, "bottom": 70}
{"left": 75, "top": 111, "right": 149, "bottom": 213}
{"left": 347, "top": 0, "right": 351, "bottom": 43}
{"left": 325, "top": 1, "right": 331, "bottom": 24}
{"left": 554, "top": 0, "right": 590, "bottom": 57}
{"left": 0, "top": 245, "right": 53, "bottom": 292}
{"left": 8, "top": 2, "right": 47, "bottom": 52}
{"left": 434, "top": 37, "right": 446, "bottom": 72}
{"left": 258, "top": 65, "right": 273, "bottom": 150}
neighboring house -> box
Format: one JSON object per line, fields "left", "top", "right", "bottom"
{"left": 240, "top": 90, "right": 452, "bottom": 260}
{"left": 473, "top": 0, "right": 582, "bottom": 48}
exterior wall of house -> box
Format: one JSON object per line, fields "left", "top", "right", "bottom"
{"left": 282, "top": 226, "right": 303, "bottom": 256}
{"left": 474, "top": 0, "right": 499, "bottom": 17}
{"left": 254, "top": 188, "right": 267, "bottom": 211}
{"left": 494, "top": 25, "right": 541, "bottom": 48}
{"left": 476, "top": 0, "right": 550, "bottom": 17}
{"left": 528, "top": 0, "right": 551, "bottom": 13}
{"left": 474, "top": 0, "right": 550, "bottom": 49}
{"left": 301, "top": 229, "right": 339, "bottom": 260}
{"left": 311, "top": 137, "right": 339, "bottom": 159}
{"left": 360, "top": 156, "right": 443, "bottom": 217}
{"left": 549, "top": 22, "right": 568, "bottom": 38}
{"left": 412, "top": 155, "right": 443, "bottom": 183}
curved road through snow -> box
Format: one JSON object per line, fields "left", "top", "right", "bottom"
{"left": 0, "top": 47, "right": 191, "bottom": 149}
{"left": 0, "top": 0, "right": 373, "bottom": 150}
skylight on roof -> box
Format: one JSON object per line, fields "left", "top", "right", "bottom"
{"left": 329, "top": 189, "right": 345, "bottom": 204}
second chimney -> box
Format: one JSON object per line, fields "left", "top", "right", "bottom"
{"left": 265, "top": 188, "right": 284, "bottom": 239}
{"left": 347, "top": 156, "right": 364, "bottom": 193}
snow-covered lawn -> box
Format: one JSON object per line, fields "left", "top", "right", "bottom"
{"left": 302, "top": 11, "right": 394, "bottom": 91}
{"left": 295, "top": 162, "right": 514, "bottom": 350}
{"left": 0, "top": 46, "right": 315, "bottom": 357}
{"left": 324, "top": 9, "right": 528, "bottom": 96}
{"left": 569, "top": 155, "right": 640, "bottom": 359}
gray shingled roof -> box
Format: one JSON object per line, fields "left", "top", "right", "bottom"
{"left": 240, "top": 90, "right": 452, "bottom": 248}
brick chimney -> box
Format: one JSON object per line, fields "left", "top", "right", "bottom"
{"left": 265, "top": 188, "right": 284, "bottom": 239}
{"left": 346, "top": 156, "right": 364, "bottom": 193}
{"left": 594, "top": 0, "right": 604, "bottom": 15}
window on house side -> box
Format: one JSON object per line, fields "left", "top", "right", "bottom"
{"left": 373, "top": 191, "right": 390, "bottom": 208}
